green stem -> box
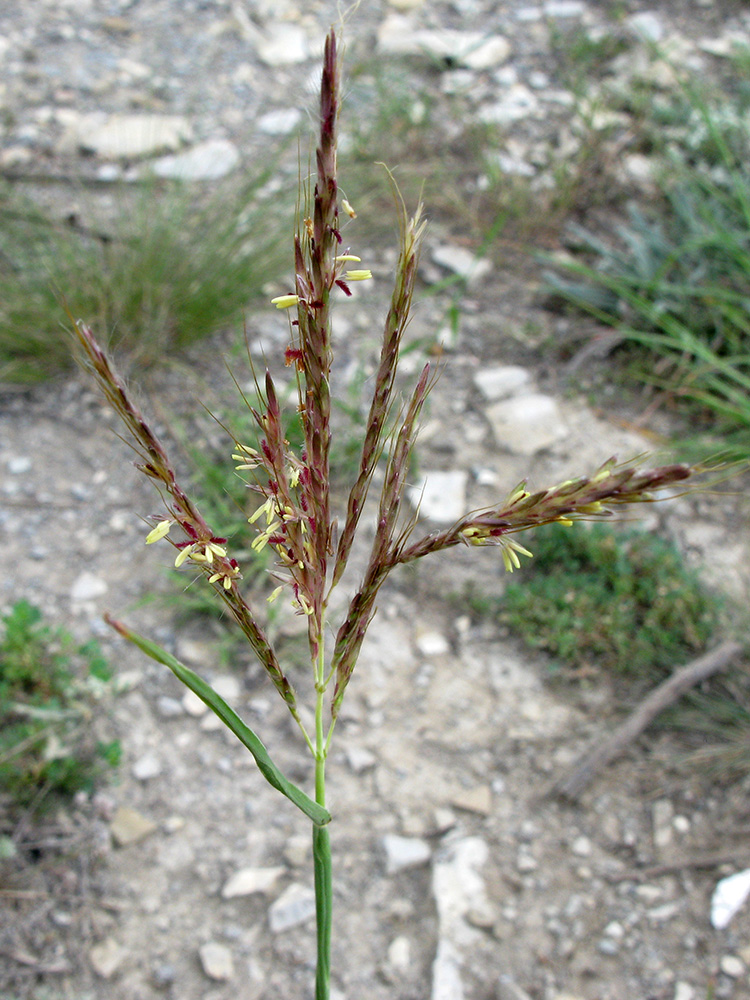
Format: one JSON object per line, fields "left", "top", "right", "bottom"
{"left": 313, "top": 627, "right": 332, "bottom": 1000}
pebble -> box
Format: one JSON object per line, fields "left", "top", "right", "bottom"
{"left": 473, "top": 365, "right": 531, "bottom": 401}
{"left": 450, "top": 785, "right": 492, "bottom": 816}
{"left": 199, "top": 941, "right": 234, "bottom": 981}
{"left": 485, "top": 394, "right": 566, "bottom": 454}
{"left": 571, "top": 835, "right": 592, "bottom": 857}
{"left": 431, "top": 939, "right": 464, "bottom": 1000}
{"left": 416, "top": 630, "right": 450, "bottom": 656}
{"left": 268, "top": 883, "right": 316, "bottom": 932}
{"left": 384, "top": 834, "right": 432, "bottom": 874}
{"left": 257, "top": 108, "right": 303, "bottom": 135}
{"left": 132, "top": 753, "right": 162, "bottom": 781}
{"left": 378, "top": 19, "right": 511, "bottom": 70}
{"left": 150, "top": 138, "right": 241, "bottom": 180}
{"left": 156, "top": 695, "right": 184, "bottom": 718}
{"left": 182, "top": 689, "right": 208, "bottom": 717}
{"left": 431, "top": 244, "right": 493, "bottom": 287}
{"left": 719, "top": 954, "right": 745, "bottom": 978}
{"left": 344, "top": 745, "right": 378, "bottom": 773}
{"left": 7, "top": 455, "right": 31, "bottom": 473}
{"left": 89, "top": 937, "right": 126, "bottom": 978}
{"left": 221, "top": 866, "right": 285, "bottom": 898}
{"left": 408, "top": 469, "right": 468, "bottom": 524}
{"left": 255, "top": 24, "right": 310, "bottom": 66}
{"left": 73, "top": 113, "right": 193, "bottom": 159}
{"left": 70, "top": 571, "right": 108, "bottom": 601}
{"left": 387, "top": 934, "right": 412, "bottom": 972}
{"left": 110, "top": 806, "right": 157, "bottom": 847}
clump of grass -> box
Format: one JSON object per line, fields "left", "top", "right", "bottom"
{"left": 544, "top": 56, "right": 750, "bottom": 454}
{"left": 0, "top": 172, "right": 288, "bottom": 384}
{"left": 0, "top": 601, "right": 119, "bottom": 811}
{"left": 467, "top": 522, "right": 720, "bottom": 683}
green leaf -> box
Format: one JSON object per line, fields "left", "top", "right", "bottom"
{"left": 104, "top": 616, "right": 330, "bottom": 826}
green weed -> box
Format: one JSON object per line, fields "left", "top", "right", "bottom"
{"left": 465, "top": 522, "right": 720, "bottom": 684}
{"left": 0, "top": 601, "right": 119, "bottom": 810}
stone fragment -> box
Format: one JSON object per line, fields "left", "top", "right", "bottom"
{"left": 408, "top": 470, "right": 468, "bottom": 524}
{"left": 110, "top": 806, "right": 157, "bottom": 847}
{"left": 211, "top": 675, "right": 242, "bottom": 702}
{"left": 432, "top": 938, "right": 464, "bottom": 1000}
{"left": 151, "top": 139, "right": 240, "bottom": 180}
{"left": 626, "top": 11, "right": 665, "bottom": 42}
{"left": 257, "top": 108, "right": 303, "bottom": 135}
{"left": 571, "top": 835, "right": 592, "bottom": 857}
{"left": 451, "top": 786, "right": 492, "bottom": 816}
{"left": 156, "top": 695, "right": 184, "bottom": 718}
{"left": 416, "top": 630, "right": 450, "bottom": 657}
{"left": 497, "top": 976, "right": 534, "bottom": 1000}
{"left": 70, "top": 572, "right": 108, "bottom": 601}
{"left": 7, "top": 455, "right": 31, "bottom": 474}
{"left": 75, "top": 114, "right": 193, "bottom": 159}
{"left": 652, "top": 799, "right": 673, "bottom": 849}
{"left": 344, "top": 746, "right": 378, "bottom": 774}
{"left": 478, "top": 86, "right": 539, "bottom": 125}
{"left": 132, "top": 754, "right": 162, "bottom": 781}
{"left": 485, "top": 394, "right": 565, "bottom": 454}
{"left": 378, "top": 19, "right": 511, "bottom": 70}
{"left": 221, "top": 866, "right": 285, "bottom": 898}
{"left": 199, "top": 941, "right": 234, "bottom": 981}
{"left": 719, "top": 954, "right": 745, "bottom": 978}
{"left": 182, "top": 689, "right": 208, "bottom": 716}
{"left": 711, "top": 869, "right": 750, "bottom": 929}
{"left": 383, "top": 835, "right": 432, "bottom": 874}
{"left": 543, "top": 0, "right": 586, "bottom": 15}
{"left": 387, "top": 935, "right": 412, "bottom": 971}
{"left": 433, "top": 837, "right": 490, "bottom": 946}
{"left": 431, "top": 244, "right": 492, "bottom": 287}
{"left": 89, "top": 937, "right": 126, "bottom": 978}
{"left": 673, "top": 984, "right": 696, "bottom": 1000}
{"left": 269, "top": 882, "right": 316, "bottom": 932}
{"left": 473, "top": 365, "right": 530, "bottom": 401}
{"left": 255, "top": 24, "right": 310, "bottom": 66}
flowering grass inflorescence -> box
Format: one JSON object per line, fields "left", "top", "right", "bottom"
{"left": 74, "top": 28, "right": 704, "bottom": 1000}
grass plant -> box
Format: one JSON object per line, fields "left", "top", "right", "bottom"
{"left": 73, "top": 30, "right": 712, "bottom": 999}
{"left": 0, "top": 170, "right": 288, "bottom": 383}
{"left": 544, "top": 54, "right": 750, "bottom": 455}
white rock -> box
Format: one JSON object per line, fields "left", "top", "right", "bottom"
{"left": 478, "top": 85, "right": 539, "bottom": 125}
{"left": 497, "top": 977, "right": 534, "bottom": 1000}
{"left": 199, "top": 941, "right": 234, "bottom": 981}
{"left": 7, "top": 455, "right": 31, "bottom": 474}
{"left": 431, "top": 244, "right": 492, "bottom": 286}
{"left": 711, "top": 869, "right": 750, "bottom": 929}
{"left": 255, "top": 24, "right": 310, "bottom": 66}
{"left": 384, "top": 834, "right": 432, "bottom": 874}
{"left": 89, "top": 937, "right": 125, "bottom": 978}
{"left": 408, "top": 470, "right": 468, "bottom": 524}
{"left": 182, "top": 689, "right": 208, "bottom": 717}
{"left": 543, "top": 0, "right": 586, "bottom": 16}
{"left": 269, "top": 882, "right": 316, "bottom": 932}
{"left": 485, "top": 394, "right": 566, "bottom": 454}
{"left": 432, "top": 938, "right": 464, "bottom": 1000}
{"left": 473, "top": 365, "right": 530, "bottom": 401}
{"left": 416, "top": 630, "right": 450, "bottom": 657}
{"left": 344, "top": 746, "right": 377, "bottom": 773}
{"left": 221, "top": 866, "right": 285, "bottom": 898}
{"left": 70, "top": 571, "right": 108, "bottom": 601}
{"left": 132, "top": 754, "right": 162, "bottom": 781}
{"left": 626, "top": 11, "right": 665, "bottom": 42}
{"left": 75, "top": 113, "right": 193, "bottom": 159}
{"left": 257, "top": 108, "right": 303, "bottom": 135}
{"left": 211, "top": 675, "right": 242, "bottom": 702}
{"left": 652, "top": 799, "right": 673, "bottom": 849}
{"left": 377, "top": 19, "right": 511, "bottom": 70}
{"left": 433, "top": 837, "right": 490, "bottom": 946}
{"left": 673, "top": 984, "right": 695, "bottom": 1000}
{"left": 384, "top": 937, "right": 410, "bottom": 975}
{"left": 571, "top": 835, "right": 592, "bottom": 857}
{"left": 719, "top": 954, "right": 745, "bottom": 978}
{"left": 150, "top": 139, "right": 240, "bottom": 180}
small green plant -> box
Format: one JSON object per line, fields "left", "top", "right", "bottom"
{"left": 74, "top": 31, "right": 708, "bottom": 1000}
{"left": 0, "top": 601, "right": 119, "bottom": 810}
{"left": 468, "top": 522, "right": 720, "bottom": 682}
